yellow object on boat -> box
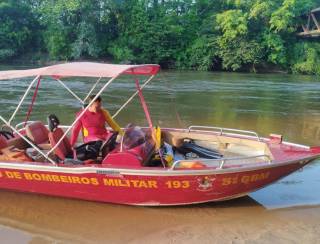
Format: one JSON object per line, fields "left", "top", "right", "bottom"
{"left": 155, "top": 126, "right": 161, "bottom": 150}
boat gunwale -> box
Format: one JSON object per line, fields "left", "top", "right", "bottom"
{"left": 0, "top": 126, "right": 316, "bottom": 176}
{"left": 0, "top": 152, "right": 316, "bottom": 177}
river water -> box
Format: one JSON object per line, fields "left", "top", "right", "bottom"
{"left": 0, "top": 67, "right": 319, "bottom": 243}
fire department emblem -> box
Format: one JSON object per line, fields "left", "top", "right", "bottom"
{"left": 197, "top": 176, "right": 215, "bottom": 191}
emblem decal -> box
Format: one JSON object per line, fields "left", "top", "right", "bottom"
{"left": 197, "top": 176, "right": 215, "bottom": 191}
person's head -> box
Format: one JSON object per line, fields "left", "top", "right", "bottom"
{"left": 88, "top": 95, "right": 102, "bottom": 111}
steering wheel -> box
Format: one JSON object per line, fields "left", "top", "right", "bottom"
{"left": 0, "top": 125, "right": 14, "bottom": 139}
{"left": 100, "top": 132, "right": 119, "bottom": 157}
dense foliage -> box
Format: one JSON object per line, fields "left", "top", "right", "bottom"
{"left": 0, "top": 0, "right": 37, "bottom": 60}
{"left": 0, "top": 0, "right": 319, "bottom": 74}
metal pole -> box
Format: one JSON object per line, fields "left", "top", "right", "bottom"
{"left": 24, "top": 76, "right": 41, "bottom": 127}
{"left": 135, "top": 79, "right": 153, "bottom": 128}
{"left": 134, "top": 76, "right": 166, "bottom": 168}
{"left": 83, "top": 77, "right": 102, "bottom": 102}
{"left": 112, "top": 75, "right": 154, "bottom": 119}
{"left": 311, "top": 13, "right": 320, "bottom": 30}
{"left": 56, "top": 79, "right": 84, "bottom": 104}
{"left": 8, "top": 75, "right": 40, "bottom": 125}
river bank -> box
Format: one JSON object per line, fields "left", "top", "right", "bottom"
{"left": 0, "top": 57, "right": 300, "bottom": 76}
{"left": 0, "top": 192, "right": 319, "bottom": 243}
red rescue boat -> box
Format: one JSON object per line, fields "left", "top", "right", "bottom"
{"left": 0, "top": 62, "right": 319, "bottom": 206}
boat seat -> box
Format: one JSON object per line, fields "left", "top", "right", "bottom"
{"left": 0, "top": 135, "right": 8, "bottom": 150}
{"left": 26, "top": 121, "right": 50, "bottom": 146}
{"left": 47, "top": 114, "right": 74, "bottom": 161}
{"left": 49, "top": 127, "right": 73, "bottom": 160}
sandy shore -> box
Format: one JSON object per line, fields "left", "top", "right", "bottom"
{"left": 0, "top": 191, "right": 319, "bottom": 244}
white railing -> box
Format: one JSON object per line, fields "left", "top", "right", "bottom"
{"left": 170, "top": 154, "right": 271, "bottom": 170}
{"left": 188, "top": 125, "right": 261, "bottom": 141}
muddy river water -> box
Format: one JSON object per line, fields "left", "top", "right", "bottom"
{"left": 0, "top": 67, "right": 319, "bottom": 243}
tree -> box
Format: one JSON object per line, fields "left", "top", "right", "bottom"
{"left": 0, "top": 0, "right": 37, "bottom": 61}
{"left": 35, "top": 0, "right": 109, "bottom": 59}
{"left": 1, "top": 0, "right": 319, "bottom": 75}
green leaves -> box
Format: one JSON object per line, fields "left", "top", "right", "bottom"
{"left": 44, "top": 28, "right": 71, "bottom": 60}
{"left": 291, "top": 42, "right": 320, "bottom": 75}
{"left": 215, "top": 9, "right": 259, "bottom": 71}
{"left": 0, "top": 0, "right": 319, "bottom": 75}
{"left": 0, "top": 0, "right": 36, "bottom": 61}
{"left": 36, "top": 0, "right": 108, "bottom": 60}
{"left": 217, "top": 10, "right": 248, "bottom": 39}
{"left": 270, "top": 0, "right": 315, "bottom": 33}
{"left": 249, "top": 1, "right": 273, "bottom": 20}
{"left": 270, "top": 0, "right": 296, "bottom": 33}
{"left": 182, "top": 36, "right": 218, "bottom": 71}
{"left": 218, "top": 38, "right": 263, "bottom": 71}
{"left": 72, "top": 21, "right": 100, "bottom": 59}
{"left": 262, "top": 32, "right": 287, "bottom": 65}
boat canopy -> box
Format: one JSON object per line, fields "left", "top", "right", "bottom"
{"left": 0, "top": 62, "right": 160, "bottom": 165}
{"left": 0, "top": 62, "right": 160, "bottom": 80}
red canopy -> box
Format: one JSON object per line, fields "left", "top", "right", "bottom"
{"left": 0, "top": 62, "right": 160, "bottom": 80}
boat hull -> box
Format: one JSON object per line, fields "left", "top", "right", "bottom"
{"left": 0, "top": 159, "right": 314, "bottom": 206}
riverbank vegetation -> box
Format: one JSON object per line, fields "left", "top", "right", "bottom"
{"left": 0, "top": 0, "right": 319, "bottom": 75}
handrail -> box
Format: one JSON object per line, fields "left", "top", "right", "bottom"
{"left": 170, "top": 154, "right": 271, "bottom": 170}
{"left": 188, "top": 125, "right": 260, "bottom": 141}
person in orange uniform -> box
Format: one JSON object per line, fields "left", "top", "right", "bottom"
{"left": 70, "top": 95, "right": 123, "bottom": 147}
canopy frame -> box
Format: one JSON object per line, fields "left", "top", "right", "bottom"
{"left": 8, "top": 75, "right": 40, "bottom": 125}
{"left": 56, "top": 78, "right": 84, "bottom": 104}
{"left": 0, "top": 63, "right": 160, "bottom": 165}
